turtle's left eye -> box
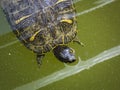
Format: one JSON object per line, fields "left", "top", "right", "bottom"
{"left": 69, "top": 48, "right": 75, "bottom": 54}
{"left": 69, "top": 49, "right": 73, "bottom": 53}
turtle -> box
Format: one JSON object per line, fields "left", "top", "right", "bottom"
{"left": 1, "top": 0, "right": 82, "bottom": 66}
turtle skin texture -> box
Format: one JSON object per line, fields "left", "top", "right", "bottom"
{"left": 1, "top": 0, "right": 77, "bottom": 64}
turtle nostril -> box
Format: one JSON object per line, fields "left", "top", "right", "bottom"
{"left": 72, "top": 59, "right": 76, "bottom": 62}
{"left": 68, "top": 59, "right": 76, "bottom": 63}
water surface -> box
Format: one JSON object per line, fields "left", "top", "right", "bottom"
{"left": 0, "top": 0, "right": 120, "bottom": 90}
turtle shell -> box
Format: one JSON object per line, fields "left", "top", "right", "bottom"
{"left": 1, "top": 0, "right": 77, "bottom": 55}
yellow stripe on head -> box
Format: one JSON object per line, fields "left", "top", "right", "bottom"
{"left": 55, "top": 0, "right": 67, "bottom": 5}
{"left": 60, "top": 19, "right": 73, "bottom": 24}
{"left": 29, "top": 30, "right": 41, "bottom": 41}
{"left": 15, "top": 14, "right": 31, "bottom": 24}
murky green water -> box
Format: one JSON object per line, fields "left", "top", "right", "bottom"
{"left": 0, "top": 0, "right": 120, "bottom": 90}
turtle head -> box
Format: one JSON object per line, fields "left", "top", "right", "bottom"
{"left": 53, "top": 45, "right": 76, "bottom": 63}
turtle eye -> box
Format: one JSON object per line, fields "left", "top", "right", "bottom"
{"left": 69, "top": 49, "right": 73, "bottom": 53}
{"left": 69, "top": 48, "right": 75, "bottom": 54}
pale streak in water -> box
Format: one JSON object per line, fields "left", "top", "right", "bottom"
{"left": 0, "top": 0, "right": 115, "bottom": 49}
{"left": 14, "top": 45, "right": 120, "bottom": 90}
{"left": 76, "top": 0, "right": 115, "bottom": 16}
{"left": 0, "top": 40, "right": 18, "bottom": 49}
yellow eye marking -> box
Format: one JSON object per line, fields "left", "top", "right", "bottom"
{"left": 29, "top": 30, "right": 41, "bottom": 41}
{"left": 56, "top": 0, "right": 67, "bottom": 5}
{"left": 15, "top": 14, "right": 31, "bottom": 24}
{"left": 70, "top": 48, "right": 75, "bottom": 54}
{"left": 60, "top": 19, "right": 73, "bottom": 24}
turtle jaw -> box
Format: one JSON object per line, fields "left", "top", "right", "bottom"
{"left": 66, "top": 55, "right": 76, "bottom": 63}
{"left": 53, "top": 45, "right": 76, "bottom": 63}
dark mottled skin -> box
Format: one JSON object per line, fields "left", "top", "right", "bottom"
{"left": 1, "top": 0, "right": 77, "bottom": 55}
